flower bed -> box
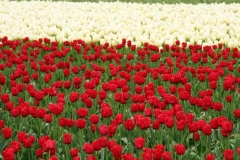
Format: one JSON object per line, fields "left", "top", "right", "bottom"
{"left": 0, "top": 1, "right": 240, "bottom": 160}
{"left": 0, "top": 36, "right": 239, "bottom": 160}
{"left": 0, "top": 1, "right": 240, "bottom": 47}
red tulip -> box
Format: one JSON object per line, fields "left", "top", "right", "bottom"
{"left": 84, "top": 98, "right": 93, "bottom": 108}
{"left": 99, "top": 136, "right": 108, "bottom": 148}
{"left": 71, "top": 66, "right": 80, "bottom": 74}
{"left": 76, "top": 108, "right": 88, "bottom": 118}
{"left": 49, "top": 87, "right": 58, "bottom": 97}
{"left": 69, "top": 92, "right": 79, "bottom": 102}
{"left": 49, "top": 155, "right": 58, "bottom": 160}
{"left": 213, "top": 102, "right": 223, "bottom": 111}
{"left": 164, "top": 94, "right": 178, "bottom": 104}
{"left": 73, "top": 156, "right": 81, "bottom": 160}
{"left": 34, "top": 90, "right": 44, "bottom": 101}
{"left": 23, "top": 138, "right": 33, "bottom": 148}
{"left": 165, "top": 117, "right": 174, "bottom": 128}
{"left": 83, "top": 143, "right": 94, "bottom": 154}
{"left": 178, "top": 90, "right": 190, "bottom": 100}
{"left": 188, "top": 122, "right": 198, "bottom": 133}
{"left": 63, "top": 133, "right": 72, "bottom": 144}
{"left": 202, "top": 125, "right": 212, "bottom": 135}
{"left": 75, "top": 119, "right": 86, "bottom": 129}
{"left": 223, "top": 149, "right": 234, "bottom": 160}
{"left": 5, "top": 102, "right": 14, "bottom": 111}
{"left": 42, "top": 139, "right": 56, "bottom": 151}
{"left": 59, "top": 117, "right": 67, "bottom": 127}
{"left": 92, "top": 139, "right": 102, "bottom": 151}
{"left": 63, "top": 81, "right": 72, "bottom": 89}
{"left": 198, "top": 74, "right": 206, "bottom": 82}
{"left": 0, "top": 74, "right": 6, "bottom": 85}
{"left": 175, "top": 110, "right": 184, "bottom": 120}
{"left": 139, "top": 117, "right": 151, "bottom": 130}
{"left": 222, "top": 121, "right": 233, "bottom": 133}
{"left": 124, "top": 118, "right": 135, "bottom": 131}
{"left": 174, "top": 144, "right": 186, "bottom": 155}
{"left": 114, "top": 92, "right": 122, "bottom": 102}
{"left": 2, "top": 127, "right": 12, "bottom": 139}
{"left": 235, "top": 109, "right": 240, "bottom": 118}
{"left": 114, "top": 114, "right": 123, "bottom": 125}
{"left": 162, "top": 151, "right": 172, "bottom": 160}
{"left": 98, "top": 90, "right": 107, "bottom": 100}
{"left": 209, "top": 81, "right": 217, "bottom": 89}
{"left": 176, "top": 120, "right": 185, "bottom": 130}
{"left": 142, "top": 152, "right": 152, "bottom": 160}
{"left": 225, "top": 95, "right": 232, "bottom": 102}
{"left": 108, "top": 124, "right": 117, "bottom": 136}
{"left": 134, "top": 137, "right": 145, "bottom": 149}
{"left": 144, "top": 108, "right": 152, "bottom": 117}
{"left": 101, "top": 106, "right": 112, "bottom": 118}
{"left": 1, "top": 94, "right": 9, "bottom": 103}
{"left": 111, "top": 144, "right": 122, "bottom": 158}
{"left": 206, "top": 153, "right": 215, "bottom": 160}
{"left": 2, "top": 148, "right": 15, "bottom": 160}
{"left": 99, "top": 125, "right": 108, "bottom": 136}
{"left": 17, "top": 131, "right": 27, "bottom": 143}
{"left": 193, "top": 132, "right": 200, "bottom": 141}
{"left": 0, "top": 120, "right": 4, "bottom": 130}
{"left": 89, "top": 114, "right": 99, "bottom": 124}
{"left": 48, "top": 103, "right": 64, "bottom": 115}
{"left": 44, "top": 114, "right": 53, "bottom": 123}
{"left": 105, "top": 79, "right": 114, "bottom": 89}
{"left": 11, "top": 87, "right": 19, "bottom": 96}
{"left": 36, "top": 148, "right": 44, "bottom": 157}
{"left": 152, "top": 120, "right": 160, "bottom": 130}
{"left": 85, "top": 155, "right": 95, "bottom": 160}
{"left": 38, "top": 135, "right": 50, "bottom": 147}
{"left": 153, "top": 147, "right": 163, "bottom": 160}
{"left": 70, "top": 148, "right": 78, "bottom": 157}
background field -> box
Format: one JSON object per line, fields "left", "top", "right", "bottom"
{"left": 9, "top": 0, "right": 240, "bottom": 4}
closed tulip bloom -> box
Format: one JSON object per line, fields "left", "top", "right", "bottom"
{"left": 174, "top": 144, "right": 186, "bottom": 155}
{"left": 70, "top": 148, "right": 78, "bottom": 157}
{"left": 206, "top": 153, "right": 215, "bottom": 160}
{"left": 202, "top": 124, "right": 212, "bottom": 135}
{"left": 63, "top": 133, "right": 72, "bottom": 144}
{"left": 223, "top": 149, "right": 234, "bottom": 160}
{"left": 2, "top": 127, "right": 12, "bottom": 139}
{"left": 134, "top": 137, "right": 145, "bottom": 149}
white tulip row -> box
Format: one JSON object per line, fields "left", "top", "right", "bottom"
{"left": 1, "top": 1, "right": 240, "bottom": 47}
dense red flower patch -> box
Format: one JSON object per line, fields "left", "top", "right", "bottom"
{"left": 0, "top": 36, "right": 240, "bottom": 160}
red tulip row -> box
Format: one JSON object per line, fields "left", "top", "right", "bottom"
{"left": 0, "top": 36, "right": 240, "bottom": 160}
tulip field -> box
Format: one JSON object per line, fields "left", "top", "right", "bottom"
{"left": 0, "top": 1, "right": 240, "bottom": 160}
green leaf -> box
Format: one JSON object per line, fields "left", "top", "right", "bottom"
{"left": 0, "top": 139, "right": 8, "bottom": 154}
{"left": 121, "top": 137, "right": 128, "bottom": 144}
{"left": 214, "top": 146, "right": 221, "bottom": 159}
{"left": 100, "top": 149, "right": 105, "bottom": 160}
{"left": 233, "top": 134, "right": 240, "bottom": 158}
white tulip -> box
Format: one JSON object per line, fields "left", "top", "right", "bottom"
{"left": 197, "top": 40, "right": 202, "bottom": 45}
{"left": 190, "top": 38, "right": 195, "bottom": 45}
{"left": 0, "top": 1, "right": 239, "bottom": 47}
{"left": 100, "top": 39, "right": 106, "bottom": 46}
{"left": 111, "top": 40, "right": 117, "bottom": 46}
{"left": 228, "top": 42, "right": 234, "bottom": 48}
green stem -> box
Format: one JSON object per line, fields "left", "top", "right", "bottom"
{"left": 206, "top": 135, "right": 209, "bottom": 153}
{"left": 194, "top": 140, "right": 198, "bottom": 159}
{"left": 65, "top": 145, "right": 70, "bottom": 160}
